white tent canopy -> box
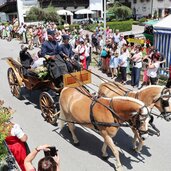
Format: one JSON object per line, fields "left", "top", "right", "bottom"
{"left": 153, "top": 15, "right": 171, "bottom": 67}
{"left": 75, "top": 9, "right": 95, "bottom": 15}
{"left": 57, "top": 10, "right": 73, "bottom": 16}
{"left": 153, "top": 15, "right": 171, "bottom": 32}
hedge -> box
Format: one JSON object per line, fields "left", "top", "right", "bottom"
{"left": 57, "top": 24, "right": 80, "bottom": 31}
{"left": 84, "top": 20, "right": 133, "bottom": 32}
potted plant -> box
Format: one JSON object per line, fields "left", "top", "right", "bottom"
{"left": 0, "top": 100, "right": 13, "bottom": 168}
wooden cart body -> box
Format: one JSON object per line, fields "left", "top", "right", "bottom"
{"left": 6, "top": 57, "right": 91, "bottom": 124}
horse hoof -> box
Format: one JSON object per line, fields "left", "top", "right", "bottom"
{"left": 73, "top": 142, "right": 80, "bottom": 147}
{"left": 133, "top": 147, "right": 140, "bottom": 153}
{"left": 101, "top": 155, "right": 109, "bottom": 160}
{"left": 116, "top": 165, "right": 123, "bottom": 171}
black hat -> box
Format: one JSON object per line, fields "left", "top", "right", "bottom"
{"left": 47, "top": 29, "right": 56, "bottom": 35}
{"left": 62, "top": 34, "right": 70, "bottom": 40}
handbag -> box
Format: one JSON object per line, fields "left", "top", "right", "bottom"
{"left": 101, "top": 49, "right": 107, "bottom": 57}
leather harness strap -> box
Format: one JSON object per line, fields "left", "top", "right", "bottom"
{"left": 90, "top": 98, "right": 99, "bottom": 130}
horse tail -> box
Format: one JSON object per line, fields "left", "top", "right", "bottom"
{"left": 58, "top": 104, "right": 66, "bottom": 130}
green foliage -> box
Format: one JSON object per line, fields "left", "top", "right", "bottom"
{"left": 84, "top": 23, "right": 97, "bottom": 32}
{"left": 26, "top": 5, "right": 61, "bottom": 23}
{"left": 57, "top": 24, "right": 80, "bottom": 31}
{"left": 108, "top": 2, "right": 132, "bottom": 20}
{"left": 43, "top": 5, "right": 61, "bottom": 23}
{"left": 69, "top": 24, "right": 80, "bottom": 30}
{"left": 139, "top": 17, "right": 146, "bottom": 23}
{"left": 132, "top": 20, "right": 140, "bottom": 25}
{"left": 85, "top": 20, "right": 132, "bottom": 32}
{"left": 107, "top": 20, "right": 132, "bottom": 32}
{"left": 26, "top": 7, "right": 45, "bottom": 21}
{"left": 0, "top": 103, "right": 12, "bottom": 160}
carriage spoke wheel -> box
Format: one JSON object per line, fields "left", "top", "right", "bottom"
{"left": 39, "top": 92, "right": 58, "bottom": 125}
{"left": 7, "top": 68, "right": 22, "bottom": 99}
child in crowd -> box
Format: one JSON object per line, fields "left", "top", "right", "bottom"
{"left": 109, "top": 45, "right": 119, "bottom": 78}
{"left": 138, "top": 63, "right": 149, "bottom": 89}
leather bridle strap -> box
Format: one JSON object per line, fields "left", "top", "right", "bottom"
{"left": 90, "top": 98, "right": 99, "bottom": 130}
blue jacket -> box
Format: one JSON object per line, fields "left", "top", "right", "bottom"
{"left": 59, "top": 43, "right": 74, "bottom": 59}
{"left": 40, "top": 40, "right": 61, "bottom": 57}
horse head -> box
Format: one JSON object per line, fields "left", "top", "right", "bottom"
{"left": 134, "top": 105, "right": 151, "bottom": 140}
{"left": 110, "top": 97, "right": 151, "bottom": 141}
{"left": 153, "top": 87, "right": 171, "bottom": 121}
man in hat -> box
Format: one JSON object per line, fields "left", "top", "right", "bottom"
{"left": 40, "top": 30, "right": 68, "bottom": 88}
{"left": 40, "top": 29, "right": 60, "bottom": 57}
{"left": 59, "top": 34, "right": 81, "bottom": 72}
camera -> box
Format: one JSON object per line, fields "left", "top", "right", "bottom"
{"left": 44, "top": 146, "right": 58, "bottom": 157}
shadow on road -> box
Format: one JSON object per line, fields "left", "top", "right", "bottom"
{"left": 53, "top": 125, "right": 151, "bottom": 170}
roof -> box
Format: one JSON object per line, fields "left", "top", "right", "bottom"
{"left": 153, "top": 15, "right": 171, "bottom": 33}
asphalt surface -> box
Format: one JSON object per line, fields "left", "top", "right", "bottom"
{"left": 0, "top": 38, "right": 171, "bottom": 171}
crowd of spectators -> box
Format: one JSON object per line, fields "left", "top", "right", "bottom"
{"left": 0, "top": 21, "right": 169, "bottom": 89}
{"left": 91, "top": 25, "right": 167, "bottom": 88}
{"left": 1, "top": 20, "right": 171, "bottom": 171}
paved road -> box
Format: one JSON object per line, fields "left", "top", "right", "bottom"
{"left": 0, "top": 39, "right": 171, "bottom": 171}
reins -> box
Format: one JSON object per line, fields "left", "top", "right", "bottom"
{"left": 45, "top": 55, "right": 148, "bottom": 129}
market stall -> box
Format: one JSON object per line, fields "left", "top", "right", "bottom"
{"left": 153, "top": 15, "right": 171, "bottom": 67}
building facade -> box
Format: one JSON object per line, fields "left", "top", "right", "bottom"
{"left": 0, "top": 0, "right": 39, "bottom": 23}
{"left": 120, "top": 0, "right": 171, "bottom": 18}
{"left": 0, "top": 0, "right": 103, "bottom": 24}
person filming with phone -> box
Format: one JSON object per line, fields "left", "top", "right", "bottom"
{"left": 24, "top": 144, "right": 60, "bottom": 171}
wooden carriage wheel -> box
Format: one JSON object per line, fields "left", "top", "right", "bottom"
{"left": 7, "top": 68, "right": 22, "bottom": 99}
{"left": 39, "top": 91, "right": 58, "bottom": 125}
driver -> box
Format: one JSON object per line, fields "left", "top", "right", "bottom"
{"left": 39, "top": 30, "right": 68, "bottom": 88}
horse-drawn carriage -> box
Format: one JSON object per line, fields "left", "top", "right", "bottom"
{"left": 6, "top": 57, "right": 91, "bottom": 125}
{"left": 6, "top": 56, "right": 171, "bottom": 171}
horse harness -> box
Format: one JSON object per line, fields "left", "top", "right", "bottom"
{"left": 151, "top": 87, "right": 171, "bottom": 121}
{"left": 89, "top": 96, "right": 150, "bottom": 134}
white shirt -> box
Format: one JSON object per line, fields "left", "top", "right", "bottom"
{"left": 132, "top": 52, "right": 143, "bottom": 68}
{"left": 85, "top": 43, "right": 91, "bottom": 57}
{"left": 147, "top": 62, "right": 160, "bottom": 78}
{"left": 118, "top": 52, "right": 128, "bottom": 67}
{"left": 31, "top": 58, "right": 45, "bottom": 69}
{"left": 11, "top": 124, "right": 25, "bottom": 139}
{"left": 73, "top": 44, "right": 81, "bottom": 54}
{"left": 118, "top": 39, "right": 126, "bottom": 48}
{"left": 99, "top": 39, "right": 104, "bottom": 48}
{"left": 113, "top": 33, "right": 120, "bottom": 43}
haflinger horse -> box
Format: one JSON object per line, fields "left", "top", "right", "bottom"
{"left": 98, "top": 82, "right": 171, "bottom": 122}
{"left": 59, "top": 87, "right": 151, "bottom": 171}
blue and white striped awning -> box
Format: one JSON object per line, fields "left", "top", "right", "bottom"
{"left": 154, "top": 31, "right": 171, "bottom": 67}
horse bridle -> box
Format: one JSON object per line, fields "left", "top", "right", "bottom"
{"left": 152, "top": 87, "right": 171, "bottom": 120}
{"left": 109, "top": 98, "right": 150, "bottom": 136}
{"left": 130, "top": 105, "right": 150, "bottom": 136}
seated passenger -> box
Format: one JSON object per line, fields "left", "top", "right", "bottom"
{"left": 19, "top": 45, "right": 33, "bottom": 69}
{"left": 60, "top": 34, "right": 81, "bottom": 72}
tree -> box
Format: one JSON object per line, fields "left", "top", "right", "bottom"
{"left": 26, "top": 7, "right": 45, "bottom": 21}
{"left": 44, "top": 5, "right": 61, "bottom": 23}
{"left": 108, "top": 2, "right": 132, "bottom": 20}
{"left": 26, "top": 5, "right": 61, "bottom": 23}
